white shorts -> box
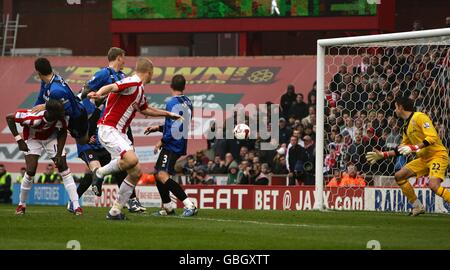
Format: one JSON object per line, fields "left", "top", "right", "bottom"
{"left": 98, "top": 125, "right": 133, "bottom": 159}
{"left": 25, "top": 136, "right": 66, "bottom": 158}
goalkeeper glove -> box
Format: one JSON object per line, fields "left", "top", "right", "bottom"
{"left": 398, "top": 144, "right": 420, "bottom": 155}
{"left": 365, "top": 149, "right": 388, "bottom": 165}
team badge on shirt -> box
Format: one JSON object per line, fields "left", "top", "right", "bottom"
{"left": 423, "top": 122, "right": 430, "bottom": 129}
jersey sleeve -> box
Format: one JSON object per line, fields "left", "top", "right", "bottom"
{"left": 416, "top": 113, "right": 439, "bottom": 146}
{"left": 115, "top": 77, "right": 141, "bottom": 94}
{"left": 86, "top": 69, "right": 108, "bottom": 91}
{"left": 139, "top": 95, "right": 148, "bottom": 111}
{"left": 14, "top": 110, "right": 38, "bottom": 127}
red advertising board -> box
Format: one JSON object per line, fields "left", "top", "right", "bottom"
{"left": 179, "top": 185, "right": 365, "bottom": 211}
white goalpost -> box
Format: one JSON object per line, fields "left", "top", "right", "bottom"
{"left": 315, "top": 28, "right": 450, "bottom": 210}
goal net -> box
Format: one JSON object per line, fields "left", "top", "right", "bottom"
{"left": 315, "top": 28, "right": 450, "bottom": 210}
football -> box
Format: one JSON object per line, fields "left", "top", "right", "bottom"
{"left": 233, "top": 123, "right": 250, "bottom": 140}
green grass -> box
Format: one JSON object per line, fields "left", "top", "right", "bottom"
{"left": 1, "top": 205, "right": 449, "bottom": 250}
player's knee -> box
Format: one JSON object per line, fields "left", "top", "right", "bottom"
{"left": 156, "top": 171, "right": 169, "bottom": 183}
{"left": 26, "top": 170, "right": 36, "bottom": 177}
{"left": 428, "top": 179, "right": 440, "bottom": 192}
{"left": 394, "top": 171, "right": 403, "bottom": 182}
{"left": 122, "top": 151, "right": 139, "bottom": 169}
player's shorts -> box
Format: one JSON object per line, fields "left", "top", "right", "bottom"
{"left": 68, "top": 108, "right": 88, "bottom": 139}
{"left": 155, "top": 148, "right": 181, "bottom": 175}
{"left": 25, "top": 136, "right": 66, "bottom": 158}
{"left": 98, "top": 125, "right": 133, "bottom": 159}
{"left": 78, "top": 148, "right": 112, "bottom": 167}
{"left": 405, "top": 153, "right": 449, "bottom": 181}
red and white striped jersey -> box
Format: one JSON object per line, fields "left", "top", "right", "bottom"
{"left": 14, "top": 110, "right": 67, "bottom": 140}
{"left": 98, "top": 74, "right": 148, "bottom": 133}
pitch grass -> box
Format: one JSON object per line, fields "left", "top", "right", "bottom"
{"left": 0, "top": 205, "right": 449, "bottom": 250}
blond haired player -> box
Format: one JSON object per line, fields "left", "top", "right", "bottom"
{"left": 88, "top": 58, "right": 183, "bottom": 220}
{"left": 366, "top": 96, "right": 449, "bottom": 216}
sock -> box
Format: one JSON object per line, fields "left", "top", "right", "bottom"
{"left": 96, "top": 159, "right": 121, "bottom": 178}
{"left": 115, "top": 170, "right": 137, "bottom": 199}
{"left": 165, "top": 179, "right": 193, "bottom": 208}
{"left": 436, "top": 186, "right": 450, "bottom": 203}
{"left": 19, "top": 173, "right": 34, "bottom": 207}
{"left": 397, "top": 179, "right": 418, "bottom": 204}
{"left": 61, "top": 170, "right": 80, "bottom": 209}
{"left": 156, "top": 180, "right": 171, "bottom": 204}
{"left": 77, "top": 173, "right": 93, "bottom": 198}
{"left": 163, "top": 202, "right": 174, "bottom": 212}
{"left": 109, "top": 179, "right": 135, "bottom": 216}
{"left": 412, "top": 199, "right": 422, "bottom": 208}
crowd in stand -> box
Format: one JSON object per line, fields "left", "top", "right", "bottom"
{"left": 181, "top": 38, "right": 449, "bottom": 187}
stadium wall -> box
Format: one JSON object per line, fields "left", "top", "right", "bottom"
{"left": 12, "top": 184, "right": 450, "bottom": 214}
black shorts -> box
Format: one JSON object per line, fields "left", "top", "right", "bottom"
{"left": 79, "top": 148, "right": 111, "bottom": 167}
{"left": 68, "top": 108, "right": 89, "bottom": 139}
{"left": 155, "top": 148, "right": 181, "bottom": 175}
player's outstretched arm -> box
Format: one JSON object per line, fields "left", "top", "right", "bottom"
{"left": 365, "top": 149, "right": 396, "bottom": 165}
{"left": 88, "top": 83, "right": 118, "bottom": 100}
{"left": 5, "top": 114, "right": 29, "bottom": 152}
{"left": 140, "top": 106, "right": 184, "bottom": 121}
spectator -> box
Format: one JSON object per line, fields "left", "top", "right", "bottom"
{"left": 254, "top": 163, "right": 270, "bottom": 185}
{"left": 237, "top": 160, "right": 251, "bottom": 184}
{"left": 280, "top": 84, "right": 297, "bottom": 118}
{"left": 326, "top": 169, "right": 342, "bottom": 187}
{"left": 194, "top": 150, "right": 209, "bottom": 166}
{"left": 37, "top": 164, "right": 62, "bottom": 184}
{"left": 346, "top": 130, "right": 366, "bottom": 171}
{"left": 209, "top": 155, "right": 227, "bottom": 174}
{"left": 287, "top": 135, "right": 303, "bottom": 185}
{"left": 289, "top": 93, "right": 309, "bottom": 120}
{"left": 183, "top": 155, "right": 196, "bottom": 182}
{"left": 224, "top": 153, "right": 238, "bottom": 172}
{"left": 272, "top": 154, "right": 289, "bottom": 174}
{"left": 278, "top": 117, "right": 292, "bottom": 145}
{"left": 191, "top": 169, "right": 214, "bottom": 185}
{"left": 342, "top": 118, "right": 357, "bottom": 141}
{"left": 299, "top": 135, "right": 315, "bottom": 185}
{"left": 364, "top": 127, "right": 380, "bottom": 149}
{"left": 0, "top": 164, "right": 12, "bottom": 203}
{"left": 339, "top": 165, "right": 366, "bottom": 187}
{"left": 227, "top": 162, "right": 239, "bottom": 185}
{"left": 238, "top": 146, "right": 249, "bottom": 163}
{"left": 301, "top": 106, "right": 316, "bottom": 127}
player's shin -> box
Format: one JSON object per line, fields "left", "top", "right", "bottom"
{"left": 61, "top": 169, "right": 80, "bottom": 209}
{"left": 436, "top": 186, "right": 450, "bottom": 203}
{"left": 96, "top": 158, "right": 121, "bottom": 178}
{"left": 19, "top": 173, "right": 34, "bottom": 206}
{"left": 396, "top": 179, "right": 420, "bottom": 205}
{"left": 156, "top": 179, "right": 172, "bottom": 210}
{"left": 165, "top": 178, "right": 193, "bottom": 208}
{"left": 110, "top": 178, "right": 135, "bottom": 215}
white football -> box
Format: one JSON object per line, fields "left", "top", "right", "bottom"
{"left": 233, "top": 123, "right": 250, "bottom": 140}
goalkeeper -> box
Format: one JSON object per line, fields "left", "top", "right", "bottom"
{"left": 366, "top": 96, "right": 449, "bottom": 216}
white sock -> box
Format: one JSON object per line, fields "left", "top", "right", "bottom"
{"left": 183, "top": 198, "right": 194, "bottom": 208}
{"left": 96, "top": 158, "right": 121, "bottom": 178}
{"left": 163, "top": 202, "right": 174, "bottom": 212}
{"left": 19, "top": 173, "right": 34, "bottom": 207}
{"left": 412, "top": 199, "right": 422, "bottom": 208}
{"left": 109, "top": 179, "right": 134, "bottom": 216}
{"left": 61, "top": 169, "right": 80, "bottom": 209}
